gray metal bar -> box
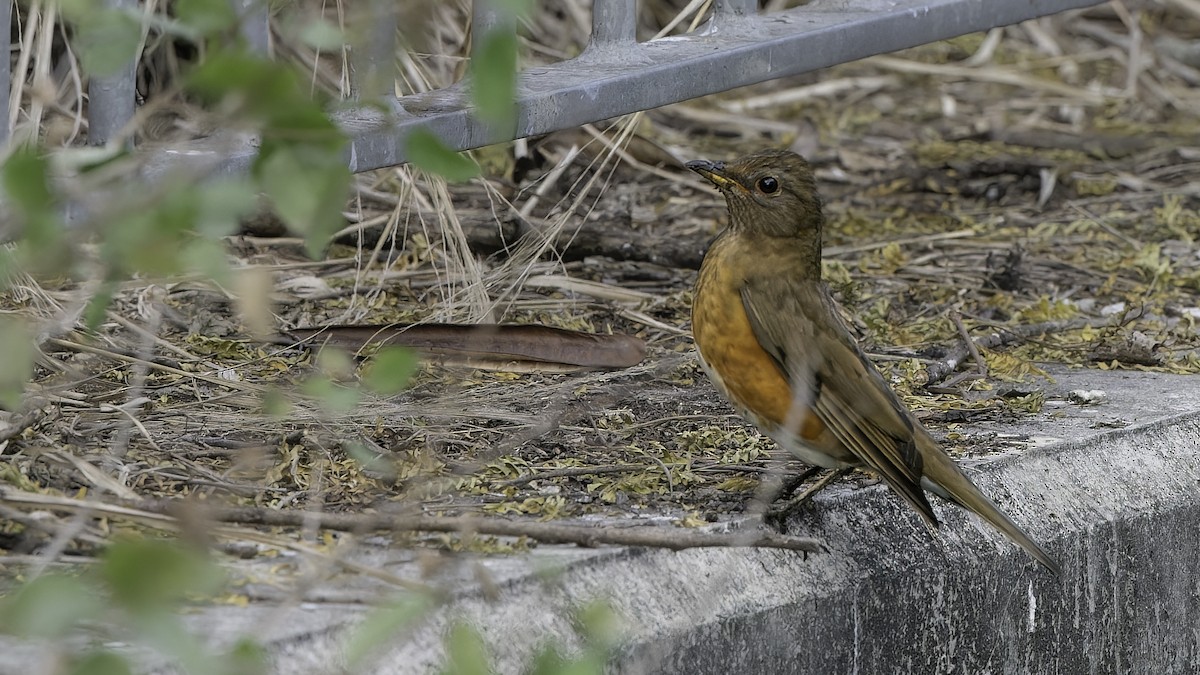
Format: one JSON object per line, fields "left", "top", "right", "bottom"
{"left": 231, "top": 0, "right": 270, "bottom": 54}
{"left": 88, "top": 0, "right": 137, "bottom": 146}
{"left": 352, "top": 0, "right": 398, "bottom": 99}
{"left": 590, "top": 0, "right": 638, "bottom": 46}
{"left": 471, "top": 0, "right": 511, "bottom": 62}
{"left": 715, "top": 0, "right": 758, "bottom": 17}
{"left": 0, "top": 0, "right": 11, "bottom": 146}
{"left": 135, "top": 0, "right": 1106, "bottom": 180}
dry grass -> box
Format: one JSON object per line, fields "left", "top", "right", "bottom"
{"left": 2, "top": 0, "right": 1200, "bottom": 591}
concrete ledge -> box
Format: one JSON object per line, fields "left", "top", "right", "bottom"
{"left": 616, "top": 412, "right": 1200, "bottom": 673}
{"left": 252, "top": 367, "right": 1200, "bottom": 674}
{"left": 5, "top": 367, "right": 1200, "bottom": 673}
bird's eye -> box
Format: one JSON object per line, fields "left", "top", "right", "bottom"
{"left": 757, "top": 176, "right": 779, "bottom": 194}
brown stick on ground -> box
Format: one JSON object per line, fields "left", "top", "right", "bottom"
{"left": 0, "top": 489, "right": 824, "bottom": 554}
{"left": 189, "top": 506, "right": 825, "bottom": 552}
{"left": 922, "top": 318, "right": 1092, "bottom": 387}
{"left": 283, "top": 323, "right": 647, "bottom": 371}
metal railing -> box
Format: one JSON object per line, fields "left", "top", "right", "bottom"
{"left": 2, "top": 0, "right": 1106, "bottom": 178}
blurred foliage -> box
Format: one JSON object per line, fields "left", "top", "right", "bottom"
{"left": 0, "top": 538, "right": 264, "bottom": 675}
{"left": 408, "top": 130, "right": 482, "bottom": 182}
{"left": 0, "top": 0, "right": 620, "bottom": 672}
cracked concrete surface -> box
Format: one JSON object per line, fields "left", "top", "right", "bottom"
{"left": 5, "top": 365, "right": 1200, "bottom": 674}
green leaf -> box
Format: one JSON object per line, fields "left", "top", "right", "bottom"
{"left": 101, "top": 210, "right": 189, "bottom": 278}
{"left": 196, "top": 179, "right": 257, "bottom": 237}
{"left": 3, "top": 147, "right": 66, "bottom": 256}
{"left": 259, "top": 106, "right": 344, "bottom": 157}
{"left": 69, "top": 651, "right": 134, "bottom": 675}
{"left": 300, "top": 375, "right": 360, "bottom": 415}
{"left": 188, "top": 52, "right": 343, "bottom": 147}
{"left": 574, "top": 600, "right": 619, "bottom": 648}
{"left": 129, "top": 610, "right": 217, "bottom": 675}
{"left": 83, "top": 281, "right": 117, "bottom": 332}
{"left": 0, "top": 320, "right": 34, "bottom": 410}
{"left": 260, "top": 387, "right": 293, "bottom": 417}
{"left": 0, "top": 574, "right": 100, "bottom": 638}
{"left": 181, "top": 238, "right": 233, "bottom": 285}
{"left": 257, "top": 145, "right": 351, "bottom": 258}
{"left": 529, "top": 650, "right": 606, "bottom": 675}
{"left": 441, "top": 621, "right": 491, "bottom": 675}
{"left": 175, "top": 0, "right": 238, "bottom": 36}
{"left": 529, "top": 600, "right": 616, "bottom": 675}
{"left": 187, "top": 51, "right": 288, "bottom": 107}
{"left": 343, "top": 442, "right": 394, "bottom": 478}
{"left": 470, "top": 29, "right": 518, "bottom": 132}
{"left": 317, "top": 347, "right": 355, "bottom": 377}
{"left": 364, "top": 348, "right": 418, "bottom": 395}
{"left": 298, "top": 18, "right": 346, "bottom": 51}
{"left": 97, "top": 178, "right": 250, "bottom": 281}
{"left": 0, "top": 247, "right": 14, "bottom": 287}
{"left": 528, "top": 647, "right": 569, "bottom": 675}
{"left": 3, "top": 148, "right": 54, "bottom": 220}
{"left": 406, "top": 130, "right": 479, "bottom": 182}
{"left": 188, "top": 53, "right": 339, "bottom": 142}
{"left": 221, "top": 638, "right": 269, "bottom": 675}
{"left": 491, "top": 0, "right": 534, "bottom": 16}
{"left": 187, "top": 50, "right": 347, "bottom": 258}
{"left": 100, "top": 539, "right": 225, "bottom": 612}
{"left": 343, "top": 594, "right": 433, "bottom": 667}
{"left": 57, "top": 0, "right": 93, "bottom": 14}
{"left": 70, "top": 8, "right": 141, "bottom": 77}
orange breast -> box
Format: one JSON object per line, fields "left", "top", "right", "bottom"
{"left": 692, "top": 244, "right": 822, "bottom": 441}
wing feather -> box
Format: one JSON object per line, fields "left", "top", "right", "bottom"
{"left": 740, "top": 278, "right": 938, "bottom": 525}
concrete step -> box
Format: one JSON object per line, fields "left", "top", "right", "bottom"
{"left": 5, "top": 365, "right": 1199, "bottom": 674}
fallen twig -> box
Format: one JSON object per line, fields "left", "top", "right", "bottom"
{"left": 923, "top": 318, "right": 1093, "bottom": 386}
{"left": 499, "top": 463, "right": 649, "bottom": 487}
{"left": 0, "top": 488, "right": 824, "bottom": 553}
{"left": 950, "top": 311, "right": 988, "bottom": 377}
{"left": 284, "top": 323, "right": 646, "bottom": 371}
{"left": 46, "top": 337, "right": 266, "bottom": 393}
{"left": 191, "top": 506, "right": 824, "bottom": 552}
{"left": 868, "top": 55, "right": 1110, "bottom": 102}
{"left": 0, "top": 403, "right": 52, "bottom": 444}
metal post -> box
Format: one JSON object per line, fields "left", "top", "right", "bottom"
{"left": 352, "top": 0, "right": 397, "bottom": 100}
{"left": 87, "top": 0, "right": 137, "bottom": 146}
{"left": 231, "top": 0, "right": 270, "bottom": 55}
{"left": 590, "top": 0, "right": 638, "bottom": 47}
{"left": 128, "top": 0, "right": 1108, "bottom": 179}
{"left": 715, "top": 0, "right": 758, "bottom": 18}
{"left": 472, "top": 0, "right": 515, "bottom": 62}
{"left": 0, "top": 0, "right": 11, "bottom": 147}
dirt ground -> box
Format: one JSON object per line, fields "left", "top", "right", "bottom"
{"left": 4, "top": 3, "right": 1200, "bottom": 569}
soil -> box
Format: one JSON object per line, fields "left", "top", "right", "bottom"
{"left": 5, "top": 6, "right": 1200, "bottom": 566}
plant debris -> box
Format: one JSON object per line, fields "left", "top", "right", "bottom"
{"left": 3, "top": 2, "right": 1200, "bottom": 588}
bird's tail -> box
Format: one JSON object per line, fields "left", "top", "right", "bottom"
{"left": 917, "top": 434, "right": 1060, "bottom": 574}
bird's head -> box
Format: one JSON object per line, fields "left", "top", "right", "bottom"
{"left": 687, "top": 149, "right": 824, "bottom": 240}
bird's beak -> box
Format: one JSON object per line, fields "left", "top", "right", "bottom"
{"left": 686, "top": 159, "right": 743, "bottom": 192}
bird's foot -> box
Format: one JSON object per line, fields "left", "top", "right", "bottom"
{"left": 762, "top": 465, "right": 822, "bottom": 504}
{"left": 745, "top": 465, "right": 821, "bottom": 520}
{"left": 764, "top": 467, "right": 850, "bottom": 529}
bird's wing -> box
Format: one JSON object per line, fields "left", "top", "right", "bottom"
{"left": 740, "top": 277, "right": 939, "bottom": 526}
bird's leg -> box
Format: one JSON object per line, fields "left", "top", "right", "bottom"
{"left": 765, "top": 467, "right": 851, "bottom": 526}
{"left": 748, "top": 465, "right": 821, "bottom": 516}
{"left": 776, "top": 465, "right": 824, "bottom": 501}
